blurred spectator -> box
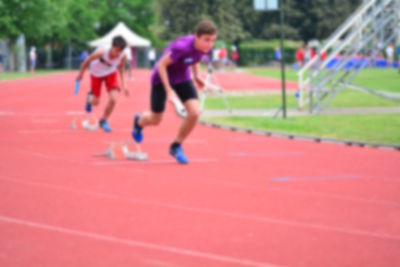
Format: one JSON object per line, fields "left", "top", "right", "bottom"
{"left": 310, "top": 48, "right": 317, "bottom": 59}
{"left": 397, "top": 44, "right": 400, "bottom": 73}
{"left": 79, "top": 50, "right": 89, "bottom": 65}
{"left": 0, "top": 51, "right": 3, "bottom": 73}
{"left": 321, "top": 51, "right": 327, "bottom": 61}
{"left": 274, "top": 46, "right": 281, "bottom": 66}
{"left": 148, "top": 48, "right": 156, "bottom": 68}
{"left": 386, "top": 43, "right": 394, "bottom": 67}
{"left": 218, "top": 46, "right": 228, "bottom": 68}
{"left": 212, "top": 48, "right": 220, "bottom": 68}
{"left": 29, "top": 47, "right": 37, "bottom": 73}
{"left": 295, "top": 44, "right": 305, "bottom": 68}
{"left": 231, "top": 45, "right": 239, "bottom": 67}
{"left": 305, "top": 45, "right": 311, "bottom": 62}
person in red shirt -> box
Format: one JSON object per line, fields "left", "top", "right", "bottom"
{"left": 231, "top": 45, "right": 239, "bottom": 67}
{"left": 321, "top": 51, "right": 327, "bottom": 61}
{"left": 295, "top": 44, "right": 305, "bottom": 68}
{"left": 310, "top": 48, "right": 317, "bottom": 59}
{"left": 218, "top": 46, "right": 228, "bottom": 68}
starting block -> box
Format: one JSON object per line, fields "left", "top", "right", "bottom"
{"left": 105, "top": 142, "right": 148, "bottom": 161}
{"left": 72, "top": 116, "right": 98, "bottom": 131}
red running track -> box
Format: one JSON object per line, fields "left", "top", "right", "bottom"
{"left": 0, "top": 71, "right": 399, "bottom": 267}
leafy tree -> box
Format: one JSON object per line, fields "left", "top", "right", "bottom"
{"left": 0, "top": 0, "right": 66, "bottom": 70}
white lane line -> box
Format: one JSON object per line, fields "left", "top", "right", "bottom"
{"left": 16, "top": 150, "right": 85, "bottom": 166}
{"left": 0, "top": 215, "right": 276, "bottom": 267}
{"left": 201, "top": 179, "right": 400, "bottom": 208}
{"left": 0, "top": 111, "right": 15, "bottom": 116}
{"left": 0, "top": 175, "right": 399, "bottom": 241}
{"left": 65, "top": 110, "right": 86, "bottom": 116}
{"left": 18, "top": 129, "right": 71, "bottom": 134}
{"left": 230, "top": 152, "right": 304, "bottom": 158}
{"left": 31, "top": 119, "right": 59, "bottom": 124}
{"left": 92, "top": 158, "right": 219, "bottom": 166}
{"left": 101, "top": 139, "right": 207, "bottom": 145}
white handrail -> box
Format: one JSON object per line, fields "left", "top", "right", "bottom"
{"left": 296, "top": 0, "right": 397, "bottom": 109}
{"left": 298, "top": 0, "right": 378, "bottom": 77}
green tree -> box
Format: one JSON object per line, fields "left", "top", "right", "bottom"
{"left": 235, "top": 0, "right": 263, "bottom": 38}
{"left": 154, "top": 0, "right": 247, "bottom": 42}
{"left": 273, "top": 0, "right": 362, "bottom": 42}
{"left": 56, "top": 0, "right": 103, "bottom": 46}
{"left": 297, "top": 0, "right": 361, "bottom": 41}
{"left": 154, "top": 0, "right": 208, "bottom": 40}
{"left": 208, "top": 0, "right": 247, "bottom": 42}
{"left": 0, "top": 0, "right": 66, "bottom": 70}
{"left": 97, "top": 0, "right": 156, "bottom": 42}
{"left": 257, "top": 0, "right": 302, "bottom": 40}
{"left": 235, "top": 0, "right": 361, "bottom": 41}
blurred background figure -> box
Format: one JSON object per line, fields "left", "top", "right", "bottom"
{"left": 212, "top": 47, "right": 220, "bottom": 69}
{"left": 397, "top": 43, "right": 400, "bottom": 73}
{"left": 385, "top": 43, "right": 394, "bottom": 67}
{"left": 0, "top": 50, "right": 3, "bottom": 73}
{"left": 148, "top": 48, "right": 156, "bottom": 68}
{"left": 295, "top": 44, "right": 305, "bottom": 69}
{"left": 231, "top": 45, "right": 239, "bottom": 68}
{"left": 29, "top": 47, "right": 37, "bottom": 73}
{"left": 274, "top": 46, "right": 281, "bottom": 66}
{"left": 79, "top": 50, "right": 89, "bottom": 67}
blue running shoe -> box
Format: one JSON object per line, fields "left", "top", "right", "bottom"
{"left": 169, "top": 145, "right": 189, "bottom": 164}
{"left": 132, "top": 114, "right": 143, "bottom": 143}
{"left": 85, "top": 92, "right": 93, "bottom": 113}
{"left": 99, "top": 119, "right": 112, "bottom": 132}
{"left": 85, "top": 102, "right": 92, "bottom": 113}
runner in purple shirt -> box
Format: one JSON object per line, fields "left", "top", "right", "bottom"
{"left": 132, "top": 20, "right": 218, "bottom": 164}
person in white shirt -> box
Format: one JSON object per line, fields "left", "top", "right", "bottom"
{"left": 76, "top": 36, "right": 129, "bottom": 132}
{"left": 29, "top": 47, "right": 37, "bottom": 73}
{"left": 386, "top": 44, "right": 394, "bottom": 67}
{"left": 148, "top": 48, "right": 156, "bottom": 68}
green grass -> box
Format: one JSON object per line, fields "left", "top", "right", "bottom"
{"left": 204, "top": 90, "right": 400, "bottom": 110}
{"left": 207, "top": 114, "right": 400, "bottom": 145}
{"left": 245, "top": 67, "right": 400, "bottom": 93}
{"left": 352, "top": 69, "right": 400, "bottom": 93}
{"left": 0, "top": 70, "right": 65, "bottom": 81}
{"left": 207, "top": 67, "right": 400, "bottom": 145}
{"left": 205, "top": 94, "right": 297, "bottom": 110}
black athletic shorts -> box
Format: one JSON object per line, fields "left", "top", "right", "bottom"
{"left": 151, "top": 80, "right": 198, "bottom": 113}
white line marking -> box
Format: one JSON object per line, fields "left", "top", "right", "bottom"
{"left": 0, "top": 175, "right": 399, "bottom": 241}
{"left": 0, "top": 111, "right": 15, "bottom": 116}
{"left": 16, "top": 150, "right": 88, "bottom": 166}
{"left": 201, "top": 179, "right": 400, "bottom": 207}
{"left": 18, "top": 129, "right": 71, "bottom": 134}
{"left": 143, "top": 259, "right": 181, "bottom": 267}
{"left": 230, "top": 152, "right": 304, "bottom": 158}
{"left": 0, "top": 214, "right": 276, "bottom": 267}
{"left": 92, "top": 158, "right": 219, "bottom": 166}
{"left": 31, "top": 119, "right": 59, "bottom": 124}
{"left": 65, "top": 110, "right": 86, "bottom": 116}
{"left": 142, "top": 139, "right": 208, "bottom": 145}
{"left": 101, "top": 139, "right": 207, "bottom": 145}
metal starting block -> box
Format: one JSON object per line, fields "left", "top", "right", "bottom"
{"left": 105, "top": 142, "right": 148, "bottom": 161}
{"left": 72, "top": 116, "right": 98, "bottom": 131}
